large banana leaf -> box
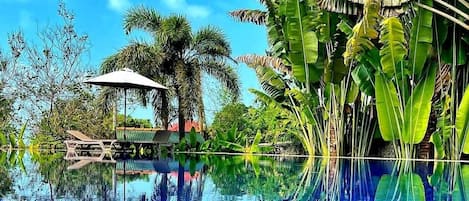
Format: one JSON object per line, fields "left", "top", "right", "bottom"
{"left": 456, "top": 86, "right": 469, "bottom": 154}
{"left": 375, "top": 73, "right": 402, "bottom": 141}
{"left": 375, "top": 175, "right": 398, "bottom": 200}
{"left": 343, "top": 0, "right": 380, "bottom": 65}
{"left": 375, "top": 174, "right": 425, "bottom": 201}
{"left": 352, "top": 64, "right": 375, "bottom": 96}
{"left": 379, "top": 17, "right": 407, "bottom": 77}
{"left": 409, "top": 0, "right": 433, "bottom": 77}
{"left": 399, "top": 173, "right": 425, "bottom": 201}
{"left": 285, "top": 0, "right": 321, "bottom": 83}
{"left": 402, "top": 64, "right": 436, "bottom": 144}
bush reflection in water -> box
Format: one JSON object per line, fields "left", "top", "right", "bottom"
{"left": 1, "top": 151, "right": 469, "bottom": 200}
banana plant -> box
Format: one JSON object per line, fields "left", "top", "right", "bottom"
{"left": 342, "top": 0, "right": 436, "bottom": 157}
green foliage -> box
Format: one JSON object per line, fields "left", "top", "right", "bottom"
{"left": 0, "top": 132, "right": 7, "bottom": 146}
{"left": 352, "top": 63, "right": 375, "bottom": 96}
{"left": 379, "top": 17, "right": 407, "bottom": 77}
{"left": 108, "top": 6, "right": 240, "bottom": 140}
{"left": 211, "top": 103, "right": 249, "bottom": 135}
{"left": 343, "top": 0, "right": 381, "bottom": 65}
{"left": 402, "top": 65, "right": 436, "bottom": 144}
{"left": 457, "top": 87, "right": 469, "bottom": 154}
{"left": 430, "top": 96, "right": 452, "bottom": 159}
{"left": 17, "top": 123, "right": 26, "bottom": 148}
{"left": 8, "top": 134, "right": 16, "bottom": 148}
{"left": 375, "top": 73, "right": 402, "bottom": 141}
{"left": 117, "top": 114, "right": 153, "bottom": 128}
{"left": 409, "top": 0, "right": 433, "bottom": 77}
{"left": 35, "top": 89, "right": 114, "bottom": 144}
{"left": 284, "top": 0, "right": 322, "bottom": 83}
{"left": 375, "top": 173, "right": 425, "bottom": 200}
{"left": 207, "top": 155, "right": 303, "bottom": 199}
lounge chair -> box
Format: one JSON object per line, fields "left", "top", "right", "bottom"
{"left": 65, "top": 152, "right": 116, "bottom": 170}
{"left": 64, "top": 130, "right": 117, "bottom": 152}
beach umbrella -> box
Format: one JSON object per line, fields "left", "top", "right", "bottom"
{"left": 85, "top": 68, "right": 167, "bottom": 139}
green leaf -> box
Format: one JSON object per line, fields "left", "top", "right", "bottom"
{"left": 249, "top": 130, "right": 263, "bottom": 153}
{"left": 343, "top": 0, "right": 380, "bottom": 65}
{"left": 429, "top": 161, "right": 444, "bottom": 187}
{"left": 8, "top": 150, "right": 17, "bottom": 166}
{"left": 456, "top": 86, "right": 469, "bottom": 154}
{"left": 375, "top": 73, "right": 402, "bottom": 141}
{"left": 337, "top": 20, "right": 353, "bottom": 36}
{"left": 402, "top": 64, "right": 436, "bottom": 144}
{"left": 375, "top": 175, "right": 398, "bottom": 200}
{"left": 375, "top": 174, "right": 425, "bottom": 201}
{"left": 8, "top": 133, "right": 16, "bottom": 147}
{"left": 285, "top": 0, "right": 321, "bottom": 83}
{"left": 0, "top": 132, "right": 7, "bottom": 146}
{"left": 379, "top": 17, "right": 407, "bottom": 77}
{"left": 399, "top": 173, "right": 425, "bottom": 201}
{"left": 189, "top": 127, "right": 197, "bottom": 148}
{"left": 453, "top": 165, "right": 469, "bottom": 200}
{"left": 324, "top": 58, "right": 348, "bottom": 84}
{"left": 352, "top": 64, "right": 375, "bottom": 96}
{"left": 409, "top": 0, "right": 433, "bottom": 77}
{"left": 18, "top": 123, "right": 27, "bottom": 148}
{"left": 346, "top": 81, "right": 359, "bottom": 104}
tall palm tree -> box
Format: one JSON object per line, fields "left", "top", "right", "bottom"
{"left": 101, "top": 7, "right": 240, "bottom": 140}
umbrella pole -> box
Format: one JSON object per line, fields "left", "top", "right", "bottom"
{"left": 124, "top": 89, "right": 127, "bottom": 140}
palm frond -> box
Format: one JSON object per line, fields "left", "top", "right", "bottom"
{"left": 237, "top": 54, "right": 291, "bottom": 74}
{"left": 97, "top": 87, "right": 118, "bottom": 114}
{"left": 192, "top": 26, "right": 232, "bottom": 58}
{"left": 124, "top": 6, "right": 162, "bottom": 34}
{"left": 201, "top": 61, "right": 240, "bottom": 101}
{"left": 161, "top": 15, "right": 192, "bottom": 50}
{"left": 101, "top": 42, "right": 162, "bottom": 75}
{"left": 229, "top": 9, "right": 267, "bottom": 25}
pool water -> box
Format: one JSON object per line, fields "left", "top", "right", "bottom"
{"left": 0, "top": 151, "right": 467, "bottom": 200}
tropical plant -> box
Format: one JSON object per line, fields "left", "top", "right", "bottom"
{"left": 33, "top": 88, "right": 114, "bottom": 146}
{"left": 101, "top": 6, "right": 240, "bottom": 142}
{"left": 232, "top": 0, "right": 381, "bottom": 157}
{"left": 1, "top": 2, "right": 90, "bottom": 130}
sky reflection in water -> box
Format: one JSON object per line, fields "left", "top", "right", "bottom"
{"left": 0, "top": 151, "right": 468, "bottom": 201}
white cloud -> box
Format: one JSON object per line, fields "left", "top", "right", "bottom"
{"left": 162, "top": 0, "right": 211, "bottom": 18}
{"left": 107, "top": 0, "right": 131, "bottom": 13}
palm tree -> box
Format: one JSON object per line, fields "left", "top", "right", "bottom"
{"left": 101, "top": 6, "right": 240, "bottom": 140}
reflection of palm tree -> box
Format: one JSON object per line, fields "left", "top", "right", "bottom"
{"left": 101, "top": 7, "right": 240, "bottom": 138}
{"left": 151, "top": 173, "right": 168, "bottom": 201}
{"left": 177, "top": 164, "right": 184, "bottom": 201}
{"left": 0, "top": 167, "right": 13, "bottom": 197}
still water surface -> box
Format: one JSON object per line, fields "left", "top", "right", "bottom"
{"left": 0, "top": 151, "right": 468, "bottom": 200}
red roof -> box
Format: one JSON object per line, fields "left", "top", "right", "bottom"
{"left": 168, "top": 120, "right": 201, "bottom": 132}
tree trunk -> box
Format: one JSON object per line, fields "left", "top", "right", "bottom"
{"left": 177, "top": 92, "right": 186, "bottom": 142}
{"left": 177, "top": 163, "right": 185, "bottom": 201}
{"left": 161, "top": 91, "right": 169, "bottom": 130}
{"left": 198, "top": 97, "right": 205, "bottom": 138}
{"left": 329, "top": 120, "right": 337, "bottom": 157}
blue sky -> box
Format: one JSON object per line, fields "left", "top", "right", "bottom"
{"left": 0, "top": 0, "right": 267, "bottom": 124}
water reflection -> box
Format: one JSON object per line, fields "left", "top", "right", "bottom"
{"left": 2, "top": 150, "right": 469, "bottom": 200}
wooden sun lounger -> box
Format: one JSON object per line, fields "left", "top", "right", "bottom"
{"left": 64, "top": 130, "right": 117, "bottom": 152}
{"left": 65, "top": 148, "right": 116, "bottom": 170}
